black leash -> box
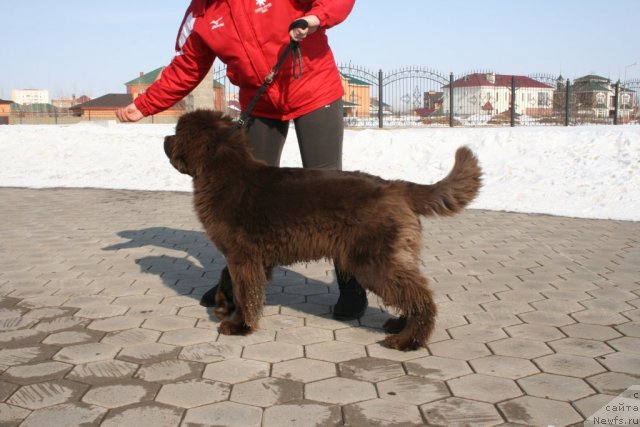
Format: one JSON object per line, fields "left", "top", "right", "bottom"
{"left": 235, "top": 19, "right": 308, "bottom": 129}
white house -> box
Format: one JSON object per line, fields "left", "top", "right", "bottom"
{"left": 442, "top": 72, "right": 554, "bottom": 118}
{"left": 12, "top": 89, "right": 50, "bottom": 105}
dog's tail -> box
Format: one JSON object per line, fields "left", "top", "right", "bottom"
{"left": 406, "top": 146, "right": 482, "bottom": 217}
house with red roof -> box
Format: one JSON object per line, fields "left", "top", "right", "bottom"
{"left": 442, "top": 72, "right": 554, "bottom": 119}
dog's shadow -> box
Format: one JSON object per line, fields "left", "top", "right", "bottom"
{"left": 102, "top": 226, "right": 380, "bottom": 324}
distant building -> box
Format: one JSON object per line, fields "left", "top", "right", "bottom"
{"left": 12, "top": 89, "right": 50, "bottom": 105}
{"left": 0, "top": 99, "right": 13, "bottom": 125}
{"left": 125, "top": 67, "right": 221, "bottom": 113}
{"left": 69, "top": 94, "right": 133, "bottom": 119}
{"left": 571, "top": 74, "right": 634, "bottom": 120}
{"left": 341, "top": 73, "right": 371, "bottom": 117}
{"left": 51, "top": 95, "right": 92, "bottom": 109}
{"left": 442, "top": 73, "right": 554, "bottom": 117}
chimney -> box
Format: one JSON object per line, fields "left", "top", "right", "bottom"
{"left": 487, "top": 72, "right": 496, "bottom": 84}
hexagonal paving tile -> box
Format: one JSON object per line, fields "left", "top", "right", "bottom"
{"left": 100, "top": 402, "right": 183, "bottom": 427}
{"left": 470, "top": 355, "right": 540, "bottom": 379}
{"left": 306, "top": 340, "right": 366, "bottom": 363}
{"left": 599, "top": 352, "right": 640, "bottom": 375}
{"left": 263, "top": 401, "right": 342, "bottom": 427}
{"left": 134, "top": 359, "right": 203, "bottom": 383}
{"left": 0, "top": 403, "right": 30, "bottom": 426}
{"left": 101, "top": 328, "right": 161, "bottom": 346}
{"left": 87, "top": 316, "right": 144, "bottom": 332}
{"left": 53, "top": 343, "right": 120, "bottom": 364}
{"left": 366, "top": 342, "right": 430, "bottom": 361}
{"left": 215, "top": 328, "right": 276, "bottom": 346}
{"left": 7, "top": 380, "right": 88, "bottom": 410}
{"left": 549, "top": 337, "right": 614, "bottom": 357}
{"left": 276, "top": 326, "right": 333, "bottom": 345}
{"left": 498, "top": 396, "right": 583, "bottom": 426}
{"left": 334, "top": 327, "right": 386, "bottom": 345}
{"left": 488, "top": 338, "right": 553, "bottom": 359}
{"left": 405, "top": 356, "right": 472, "bottom": 381}
{"left": 535, "top": 353, "right": 605, "bottom": 377}
{"left": 82, "top": 380, "right": 159, "bottom": 408}
{"left": 67, "top": 360, "right": 139, "bottom": 384}
{"left": 117, "top": 342, "right": 180, "bottom": 364}
{"left": 561, "top": 323, "right": 622, "bottom": 341}
{"left": 42, "top": 329, "right": 104, "bottom": 346}
{"left": 179, "top": 341, "right": 242, "bottom": 363}
{"left": 517, "top": 373, "right": 594, "bottom": 401}
{"left": 272, "top": 358, "right": 337, "bottom": 383}
{"left": 428, "top": 339, "right": 490, "bottom": 361}
{"left": 587, "top": 372, "right": 640, "bottom": 395}
{"left": 607, "top": 336, "right": 640, "bottom": 353}
{"left": 339, "top": 357, "right": 404, "bottom": 383}
{"left": 242, "top": 341, "right": 303, "bottom": 363}
{"left": 183, "top": 401, "right": 262, "bottom": 427}
{"left": 142, "top": 315, "right": 196, "bottom": 331}
{"left": 3, "top": 361, "right": 73, "bottom": 385}
{"left": 421, "top": 397, "right": 504, "bottom": 426}
{"left": 203, "top": 358, "right": 270, "bottom": 384}
{"left": 259, "top": 314, "right": 304, "bottom": 331}
{"left": 344, "top": 398, "right": 424, "bottom": 427}
{"left": 156, "top": 378, "right": 230, "bottom": 408}
{"left": 448, "top": 323, "right": 508, "bottom": 342}
{"left": 18, "top": 402, "right": 107, "bottom": 427}
{"left": 378, "top": 375, "right": 450, "bottom": 405}
{"left": 231, "top": 377, "right": 303, "bottom": 407}
{"left": 448, "top": 374, "right": 522, "bottom": 403}
{"left": 504, "top": 323, "right": 566, "bottom": 341}
{"left": 306, "top": 377, "right": 376, "bottom": 405}
{"left": 158, "top": 327, "right": 218, "bottom": 346}
{"left": 573, "top": 393, "right": 618, "bottom": 420}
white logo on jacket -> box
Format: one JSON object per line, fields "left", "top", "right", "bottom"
{"left": 255, "top": 0, "right": 272, "bottom": 14}
{"left": 210, "top": 17, "right": 225, "bottom": 30}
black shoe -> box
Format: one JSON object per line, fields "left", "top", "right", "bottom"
{"left": 332, "top": 274, "right": 368, "bottom": 320}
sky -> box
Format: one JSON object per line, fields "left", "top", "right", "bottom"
{"left": 1, "top": 122, "right": 638, "bottom": 221}
{"left": 2, "top": 0, "right": 640, "bottom": 99}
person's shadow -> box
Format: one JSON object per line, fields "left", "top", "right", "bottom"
{"left": 102, "top": 227, "right": 343, "bottom": 320}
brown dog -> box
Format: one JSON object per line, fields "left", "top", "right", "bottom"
{"left": 164, "top": 110, "right": 482, "bottom": 351}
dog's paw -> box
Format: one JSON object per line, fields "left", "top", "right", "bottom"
{"left": 218, "top": 320, "right": 252, "bottom": 336}
{"left": 383, "top": 335, "right": 422, "bottom": 351}
{"left": 213, "top": 306, "right": 230, "bottom": 320}
{"left": 383, "top": 316, "right": 407, "bottom": 334}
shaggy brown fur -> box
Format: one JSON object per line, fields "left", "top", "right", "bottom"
{"left": 164, "top": 110, "right": 482, "bottom": 351}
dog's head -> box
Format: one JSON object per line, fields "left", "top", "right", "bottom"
{"left": 163, "top": 109, "right": 244, "bottom": 177}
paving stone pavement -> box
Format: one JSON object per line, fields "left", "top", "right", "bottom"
{"left": 1, "top": 187, "right": 639, "bottom": 427}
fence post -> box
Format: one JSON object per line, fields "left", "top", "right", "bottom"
{"left": 510, "top": 76, "right": 516, "bottom": 127}
{"left": 565, "top": 79, "right": 570, "bottom": 126}
{"left": 449, "top": 72, "right": 454, "bottom": 127}
{"left": 613, "top": 80, "right": 620, "bottom": 125}
{"left": 378, "top": 69, "right": 384, "bottom": 128}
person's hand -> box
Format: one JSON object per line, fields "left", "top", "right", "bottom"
{"left": 116, "top": 103, "right": 144, "bottom": 122}
{"left": 289, "top": 15, "right": 320, "bottom": 42}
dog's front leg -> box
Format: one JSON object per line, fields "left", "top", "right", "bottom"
{"left": 218, "top": 260, "right": 266, "bottom": 336}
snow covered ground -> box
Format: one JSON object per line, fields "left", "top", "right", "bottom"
{"left": 1, "top": 121, "right": 638, "bottom": 221}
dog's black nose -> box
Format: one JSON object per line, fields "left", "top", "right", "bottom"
{"left": 163, "top": 136, "right": 173, "bottom": 158}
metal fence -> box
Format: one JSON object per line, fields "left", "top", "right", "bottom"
{"left": 206, "top": 63, "right": 640, "bottom": 128}
{"left": 4, "top": 64, "right": 639, "bottom": 128}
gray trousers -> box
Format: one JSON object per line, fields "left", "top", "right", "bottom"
{"left": 246, "top": 99, "right": 344, "bottom": 170}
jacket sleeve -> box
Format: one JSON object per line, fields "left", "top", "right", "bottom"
{"left": 303, "top": 0, "right": 356, "bottom": 29}
{"left": 134, "top": 12, "right": 216, "bottom": 116}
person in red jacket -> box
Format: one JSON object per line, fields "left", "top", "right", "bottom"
{"left": 117, "top": 0, "right": 367, "bottom": 320}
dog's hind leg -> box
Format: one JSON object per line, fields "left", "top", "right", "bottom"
{"left": 218, "top": 260, "right": 267, "bottom": 336}
{"left": 375, "top": 269, "right": 437, "bottom": 351}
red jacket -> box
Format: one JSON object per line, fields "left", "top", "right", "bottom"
{"left": 134, "top": 0, "right": 355, "bottom": 120}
